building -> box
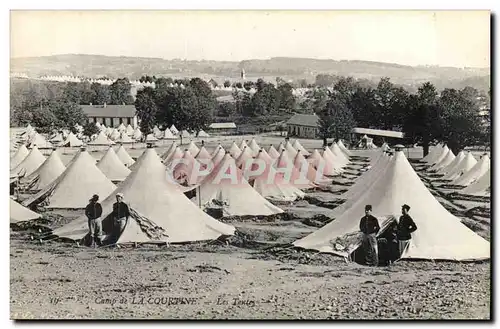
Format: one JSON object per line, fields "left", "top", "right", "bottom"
{"left": 81, "top": 104, "right": 138, "bottom": 128}
{"left": 286, "top": 113, "right": 319, "bottom": 138}
{"left": 208, "top": 122, "right": 237, "bottom": 135}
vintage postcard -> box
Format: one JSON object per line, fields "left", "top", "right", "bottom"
{"left": 9, "top": 10, "right": 491, "bottom": 320}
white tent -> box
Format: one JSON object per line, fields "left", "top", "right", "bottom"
{"left": 171, "top": 150, "right": 201, "bottom": 186}
{"left": 284, "top": 141, "right": 298, "bottom": 159}
{"left": 27, "top": 133, "right": 53, "bottom": 149}
{"left": 430, "top": 149, "right": 455, "bottom": 171}
{"left": 323, "top": 147, "right": 346, "bottom": 173}
{"left": 330, "top": 143, "right": 350, "bottom": 165}
{"left": 422, "top": 144, "right": 443, "bottom": 163}
{"left": 248, "top": 139, "right": 261, "bottom": 157}
{"left": 293, "top": 150, "right": 329, "bottom": 185}
{"left": 163, "top": 128, "right": 176, "bottom": 140}
{"left": 268, "top": 145, "right": 280, "bottom": 159}
{"left": 125, "top": 124, "right": 135, "bottom": 136}
{"left": 293, "top": 150, "right": 490, "bottom": 261}
{"left": 115, "top": 132, "right": 134, "bottom": 144}
{"left": 439, "top": 151, "right": 465, "bottom": 175}
{"left": 54, "top": 147, "right": 235, "bottom": 244}
{"left": 292, "top": 139, "right": 310, "bottom": 156}
{"left": 274, "top": 150, "right": 316, "bottom": 190}
{"left": 443, "top": 152, "right": 477, "bottom": 181}
{"left": 10, "top": 198, "right": 41, "bottom": 224}
{"left": 10, "top": 144, "right": 29, "bottom": 169}
{"left": 116, "top": 145, "right": 135, "bottom": 167}
{"left": 239, "top": 140, "right": 249, "bottom": 150}
{"left": 23, "top": 149, "right": 116, "bottom": 209}
{"left": 187, "top": 141, "right": 200, "bottom": 156}
{"left": 211, "top": 147, "right": 226, "bottom": 168}
{"left": 145, "top": 134, "right": 158, "bottom": 142}
{"left": 59, "top": 132, "right": 83, "bottom": 147}
{"left": 22, "top": 149, "right": 66, "bottom": 191}
{"left": 195, "top": 146, "right": 211, "bottom": 161}
{"left": 163, "top": 147, "right": 183, "bottom": 167}
{"left": 180, "top": 130, "right": 191, "bottom": 138}
{"left": 117, "top": 123, "right": 127, "bottom": 133}
{"left": 160, "top": 142, "right": 178, "bottom": 161}
{"left": 235, "top": 146, "right": 254, "bottom": 170}
{"left": 97, "top": 147, "right": 131, "bottom": 182}
{"left": 88, "top": 131, "right": 115, "bottom": 146}
{"left": 197, "top": 130, "right": 210, "bottom": 138}
{"left": 251, "top": 151, "right": 305, "bottom": 202}
{"left": 453, "top": 154, "right": 490, "bottom": 186}
{"left": 133, "top": 127, "right": 143, "bottom": 140}
{"left": 229, "top": 142, "right": 242, "bottom": 158}
{"left": 11, "top": 146, "right": 46, "bottom": 178}
{"left": 170, "top": 124, "right": 179, "bottom": 135}
{"left": 196, "top": 153, "right": 284, "bottom": 217}
{"left": 460, "top": 169, "right": 490, "bottom": 196}
{"left": 337, "top": 140, "right": 352, "bottom": 157}
{"left": 210, "top": 144, "right": 224, "bottom": 158}
{"left": 109, "top": 129, "right": 121, "bottom": 141}
{"left": 428, "top": 145, "right": 450, "bottom": 166}
{"left": 49, "top": 132, "right": 65, "bottom": 143}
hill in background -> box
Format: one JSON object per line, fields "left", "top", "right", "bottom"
{"left": 10, "top": 54, "right": 490, "bottom": 92}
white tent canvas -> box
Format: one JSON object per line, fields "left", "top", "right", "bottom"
{"left": 293, "top": 150, "right": 490, "bottom": 261}
{"left": 229, "top": 142, "right": 242, "bottom": 158}
{"left": 292, "top": 139, "right": 310, "bottom": 156}
{"left": 126, "top": 124, "right": 135, "bottom": 136}
{"left": 22, "top": 149, "right": 66, "bottom": 191}
{"left": 428, "top": 145, "right": 450, "bottom": 166}
{"left": 49, "top": 132, "right": 64, "bottom": 143}
{"left": 439, "top": 151, "right": 465, "bottom": 175}
{"left": 133, "top": 128, "right": 143, "bottom": 140}
{"left": 268, "top": 145, "right": 280, "bottom": 159}
{"left": 337, "top": 140, "right": 352, "bottom": 157}
{"left": 11, "top": 146, "right": 46, "bottom": 178}
{"left": 248, "top": 139, "right": 261, "bottom": 157}
{"left": 460, "top": 169, "right": 490, "bottom": 196}
{"left": 453, "top": 154, "right": 490, "bottom": 186}
{"left": 88, "top": 131, "right": 115, "bottom": 146}
{"left": 187, "top": 141, "right": 200, "bottom": 156}
{"left": 443, "top": 152, "right": 477, "bottom": 181}
{"left": 197, "top": 130, "right": 210, "bottom": 138}
{"left": 117, "top": 123, "right": 127, "bottom": 132}
{"left": 145, "top": 134, "right": 158, "bottom": 142}
{"left": 59, "top": 132, "right": 83, "bottom": 147}
{"left": 161, "top": 142, "right": 179, "bottom": 161}
{"left": 180, "top": 130, "right": 191, "bottom": 138}
{"left": 10, "top": 199, "right": 41, "bottom": 223}
{"left": 109, "top": 129, "right": 121, "bottom": 141}
{"left": 10, "top": 144, "right": 29, "bottom": 169}
{"left": 163, "top": 128, "right": 176, "bottom": 140}
{"left": 422, "top": 144, "right": 443, "bottom": 163}
{"left": 23, "top": 149, "right": 116, "bottom": 209}
{"left": 115, "top": 132, "right": 135, "bottom": 144}
{"left": 97, "top": 147, "right": 131, "bottom": 182}
{"left": 116, "top": 145, "right": 135, "bottom": 167}
{"left": 197, "top": 154, "right": 284, "bottom": 217}
{"left": 170, "top": 124, "right": 179, "bottom": 135}
{"left": 54, "top": 148, "right": 235, "bottom": 244}
{"left": 27, "top": 133, "right": 53, "bottom": 149}
{"left": 430, "top": 149, "right": 455, "bottom": 171}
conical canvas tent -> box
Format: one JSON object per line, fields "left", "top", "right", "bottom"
{"left": 211, "top": 147, "right": 226, "bottom": 167}
{"left": 195, "top": 146, "right": 211, "bottom": 161}
{"left": 59, "top": 132, "right": 83, "bottom": 147}
{"left": 88, "top": 131, "right": 115, "bottom": 146}
{"left": 197, "top": 153, "right": 284, "bottom": 216}
{"left": 115, "top": 132, "right": 134, "bottom": 144}
{"left": 251, "top": 151, "right": 305, "bottom": 202}
{"left": 161, "top": 142, "right": 178, "bottom": 161}
{"left": 198, "top": 130, "right": 210, "bottom": 138}
{"left": 331, "top": 143, "right": 350, "bottom": 165}
{"left": 49, "top": 132, "right": 64, "bottom": 143}
{"left": 268, "top": 145, "right": 280, "bottom": 159}
{"left": 116, "top": 145, "right": 135, "bottom": 167}
{"left": 163, "top": 128, "right": 176, "bottom": 140}
{"left": 293, "top": 151, "right": 329, "bottom": 185}
{"left": 97, "top": 147, "right": 131, "bottom": 182}
{"left": 430, "top": 149, "right": 455, "bottom": 171}
{"left": 11, "top": 146, "right": 46, "bottom": 178}
{"left": 187, "top": 141, "right": 200, "bottom": 156}
{"left": 117, "top": 123, "right": 127, "bottom": 132}
{"left": 229, "top": 142, "right": 242, "bottom": 158}
{"left": 133, "top": 128, "right": 143, "bottom": 140}
{"left": 54, "top": 148, "right": 235, "bottom": 244}
{"left": 428, "top": 145, "right": 450, "bottom": 166}
{"left": 27, "top": 133, "right": 53, "bottom": 149}
{"left": 171, "top": 150, "right": 201, "bottom": 186}
{"left": 109, "top": 129, "right": 121, "bottom": 141}
{"left": 145, "top": 134, "right": 158, "bottom": 142}
{"left": 180, "top": 130, "right": 191, "bottom": 138}
{"left": 22, "top": 149, "right": 66, "bottom": 191}
{"left": 239, "top": 140, "right": 249, "bottom": 150}
{"left": 439, "top": 151, "right": 465, "bottom": 175}
{"left": 292, "top": 139, "right": 310, "bottom": 156}
{"left": 211, "top": 144, "right": 224, "bottom": 158}
{"left": 293, "top": 150, "right": 490, "bottom": 261}
{"left": 274, "top": 150, "right": 316, "bottom": 190}
{"left": 154, "top": 128, "right": 164, "bottom": 139}
{"left": 337, "top": 140, "right": 352, "bottom": 157}
{"left": 453, "top": 154, "right": 490, "bottom": 186}
{"left": 99, "top": 124, "right": 107, "bottom": 132}
{"left": 443, "top": 152, "right": 477, "bottom": 181}
{"left": 163, "top": 147, "right": 183, "bottom": 167}
{"left": 105, "top": 127, "right": 114, "bottom": 136}
{"left": 235, "top": 146, "right": 254, "bottom": 169}
{"left": 23, "top": 149, "right": 116, "bottom": 209}
{"left": 323, "top": 147, "right": 346, "bottom": 173}
{"left": 153, "top": 125, "right": 161, "bottom": 136}
{"left": 170, "top": 124, "right": 179, "bottom": 135}
{"left": 460, "top": 169, "right": 490, "bottom": 196}
{"left": 10, "top": 144, "right": 29, "bottom": 169}
{"left": 422, "top": 144, "right": 443, "bottom": 163}
{"left": 10, "top": 199, "right": 41, "bottom": 223}
{"left": 126, "top": 124, "right": 135, "bottom": 136}
{"left": 248, "top": 139, "right": 261, "bottom": 157}
{"left": 284, "top": 141, "right": 298, "bottom": 159}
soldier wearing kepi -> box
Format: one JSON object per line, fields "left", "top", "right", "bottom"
{"left": 112, "top": 193, "right": 130, "bottom": 233}
{"left": 85, "top": 194, "right": 103, "bottom": 247}
{"left": 396, "top": 204, "right": 418, "bottom": 256}
{"left": 359, "top": 204, "right": 381, "bottom": 266}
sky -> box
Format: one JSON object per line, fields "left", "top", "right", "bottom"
{"left": 10, "top": 10, "right": 490, "bottom": 68}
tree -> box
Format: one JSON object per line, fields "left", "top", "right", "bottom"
{"left": 83, "top": 122, "right": 100, "bottom": 138}
{"left": 49, "top": 100, "right": 87, "bottom": 133}
{"left": 277, "top": 83, "right": 296, "bottom": 110}
{"left": 349, "top": 87, "right": 377, "bottom": 128}
{"left": 252, "top": 83, "right": 280, "bottom": 115}
{"left": 439, "top": 87, "right": 484, "bottom": 154}
{"left": 243, "top": 81, "right": 255, "bottom": 91}
{"left": 402, "top": 82, "right": 441, "bottom": 156}
{"left": 223, "top": 80, "right": 231, "bottom": 88}
{"left": 217, "top": 102, "right": 236, "bottom": 117}
{"left": 325, "top": 95, "right": 356, "bottom": 142}
{"left": 315, "top": 74, "right": 337, "bottom": 87}
{"left": 110, "top": 78, "right": 134, "bottom": 105}
{"left": 297, "top": 79, "right": 308, "bottom": 88}
{"left": 91, "top": 83, "right": 111, "bottom": 105}
{"left": 135, "top": 87, "right": 157, "bottom": 139}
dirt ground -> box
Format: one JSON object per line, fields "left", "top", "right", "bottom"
{"left": 10, "top": 134, "right": 491, "bottom": 320}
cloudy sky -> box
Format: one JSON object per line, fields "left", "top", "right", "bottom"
{"left": 10, "top": 10, "right": 490, "bottom": 67}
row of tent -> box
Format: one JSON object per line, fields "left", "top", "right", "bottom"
{"left": 421, "top": 144, "right": 490, "bottom": 196}
{"left": 293, "top": 146, "right": 490, "bottom": 261}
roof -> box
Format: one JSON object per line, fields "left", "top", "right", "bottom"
{"left": 216, "top": 95, "right": 235, "bottom": 103}
{"left": 209, "top": 122, "right": 237, "bottom": 129}
{"left": 352, "top": 127, "right": 404, "bottom": 139}
{"left": 286, "top": 114, "right": 319, "bottom": 128}
{"left": 81, "top": 105, "right": 136, "bottom": 118}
